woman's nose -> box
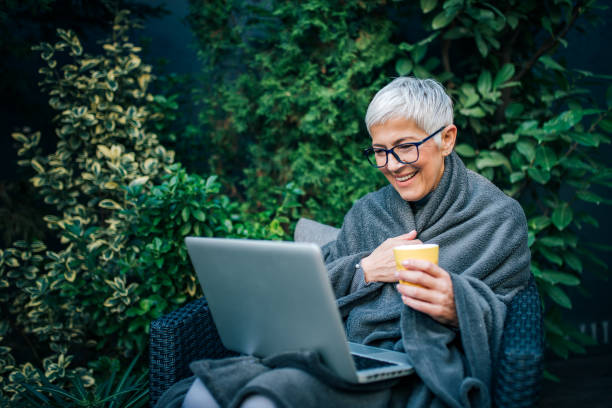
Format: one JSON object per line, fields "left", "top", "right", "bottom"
{"left": 386, "top": 153, "right": 405, "bottom": 171}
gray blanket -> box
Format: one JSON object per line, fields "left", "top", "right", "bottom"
{"left": 323, "top": 151, "right": 531, "bottom": 406}
{"left": 155, "top": 152, "right": 531, "bottom": 408}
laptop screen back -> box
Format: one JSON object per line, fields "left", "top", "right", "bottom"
{"left": 185, "top": 237, "right": 358, "bottom": 380}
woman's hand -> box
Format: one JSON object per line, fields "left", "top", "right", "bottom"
{"left": 360, "top": 230, "right": 421, "bottom": 283}
{"left": 395, "top": 259, "right": 458, "bottom": 327}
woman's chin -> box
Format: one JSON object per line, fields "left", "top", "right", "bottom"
{"left": 395, "top": 186, "right": 426, "bottom": 202}
{"left": 392, "top": 179, "right": 426, "bottom": 202}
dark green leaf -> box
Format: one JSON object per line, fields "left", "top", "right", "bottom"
{"left": 493, "top": 63, "right": 515, "bottom": 88}
{"left": 505, "top": 103, "right": 524, "bottom": 118}
{"left": 539, "top": 236, "right": 566, "bottom": 247}
{"left": 510, "top": 172, "right": 525, "bottom": 183}
{"left": 395, "top": 59, "right": 413, "bottom": 76}
{"left": 412, "top": 65, "right": 430, "bottom": 78}
{"left": 474, "top": 31, "right": 488, "bottom": 57}
{"left": 571, "top": 131, "right": 601, "bottom": 147}
{"left": 517, "top": 120, "right": 539, "bottom": 135}
{"left": 507, "top": 14, "right": 519, "bottom": 29}
{"left": 529, "top": 216, "right": 551, "bottom": 232}
{"left": 544, "top": 317, "right": 565, "bottom": 336}
{"left": 459, "top": 106, "right": 486, "bottom": 118}
{"left": 599, "top": 119, "right": 612, "bottom": 133}
{"left": 454, "top": 143, "right": 476, "bottom": 157}
{"left": 528, "top": 231, "right": 535, "bottom": 247}
{"left": 421, "top": 0, "right": 438, "bottom": 13}
{"left": 205, "top": 175, "right": 218, "bottom": 189}
{"left": 411, "top": 45, "right": 427, "bottom": 63}
{"left": 542, "top": 270, "right": 580, "bottom": 286}
{"left": 560, "top": 157, "right": 593, "bottom": 171}
{"left": 193, "top": 210, "right": 206, "bottom": 222}
{"left": 564, "top": 252, "right": 583, "bottom": 274}
{"left": 552, "top": 203, "right": 573, "bottom": 231}
{"left": 545, "top": 284, "right": 572, "bottom": 308}
{"left": 577, "top": 190, "right": 604, "bottom": 205}
{"left": 543, "top": 110, "right": 584, "bottom": 133}
{"left": 516, "top": 140, "right": 536, "bottom": 162}
{"left": 432, "top": 10, "right": 456, "bottom": 29}
{"left": 181, "top": 207, "right": 189, "bottom": 222}
{"left": 539, "top": 246, "right": 563, "bottom": 265}
{"left": 564, "top": 339, "right": 587, "bottom": 355}
{"left": 539, "top": 55, "right": 565, "bottom": 71}
{"left": 475, "top": 151, "right": 511, "bottom": 171}
{"left": 528, "top": 167, "right": 551, "bottom": 184}
{"left": 477, "top": 70, "right": 492, "bottom": 95}
{"left": 179, "top": 223, "right": 192, "bottom": 236}
{"left": 535, "top": 146, "right": 557, "bottom": 171}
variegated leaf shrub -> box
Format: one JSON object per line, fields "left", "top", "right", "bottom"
{"left": 0, "top": 10, "right": 245, "bottom": 404}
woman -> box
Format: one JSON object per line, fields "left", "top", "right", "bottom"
{"left": 162, "top": 77, "right": 531, "bottom": 408}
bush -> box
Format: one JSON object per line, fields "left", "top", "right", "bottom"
{"left": 0, "top": 10, "right": 193, "bottom": 403}
{"left": 187, "top": 0, "right": 612, "bottom": 360}
{"left": 0, "top": 8, "right": 308, "bottom": 402}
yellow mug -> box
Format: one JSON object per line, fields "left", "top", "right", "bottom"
{"left": 393, "top": 244, "right": 439, "bottom": 286}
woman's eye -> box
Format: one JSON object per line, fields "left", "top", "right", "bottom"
{"left": 396, "top": 144, "right": 415, "bottom": 153}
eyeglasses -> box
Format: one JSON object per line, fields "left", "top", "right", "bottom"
{"left": 363, "top": 127, "right": 444, "bottom": 168}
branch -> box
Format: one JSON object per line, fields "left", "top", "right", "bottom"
{"left": 442, "top": 38, "right": 451, "bottom": 74}
{"left": 561, "top": 108, "right": 612, "bottom": 160}
{"left": 439, "top": 19, "right": 457, "bottom": 89}
{"left": 513, "top": 1, "right": 585, "bottom": 82}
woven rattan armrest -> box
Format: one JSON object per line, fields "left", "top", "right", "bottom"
{"left": 149, "top": 298, "right": 235, "bottom": 406}
{"left": 493, "top": 276, "right": 543, "bottom": 407}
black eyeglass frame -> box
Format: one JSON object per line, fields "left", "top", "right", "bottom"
{"left": 363, "top": 126, "right": 445, "bottom": 168}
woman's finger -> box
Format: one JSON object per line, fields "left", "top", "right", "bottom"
{"left": 400, "top": 295, "right": 443, "bottom": 318}
{"left": 395, "top": 269, "right": 437, "bottom": 288}
{"left": 395, "top": 230, "right": 417, "bottom": 240}
{"left": 401, "top": 295, "right": 457, "bottom": 326}
{"left": 401, "top": 259, "right": 444, "bottom": 277}
{"left": 396, "top": 283, "right": 444, "bottom": 305}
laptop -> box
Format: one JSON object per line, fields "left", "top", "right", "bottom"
{"left": 185, "top": 237, "right": 414, "bottom": 384}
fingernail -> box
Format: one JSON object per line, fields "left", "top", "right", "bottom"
{"left": 394, "top": 271, "right": 399, "bottom": 277}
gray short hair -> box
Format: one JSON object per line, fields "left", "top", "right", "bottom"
{"left": 365, "top": 77, "right": 453, "bottom": 144}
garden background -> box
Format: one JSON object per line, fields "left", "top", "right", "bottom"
{"left": 0, "top": 0, "right": 611, "bottom": 405}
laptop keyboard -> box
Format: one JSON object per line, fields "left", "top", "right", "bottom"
{"left": 352, "top": 354, "right": 397, "bottom": 370}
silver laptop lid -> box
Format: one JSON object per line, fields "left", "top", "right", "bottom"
{"left": 185, "top": 237, "right": 360, "bottom": 382}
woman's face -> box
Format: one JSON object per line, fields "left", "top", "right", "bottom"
{"left": 369, "top": 116, "right": 456, "bottom": 202}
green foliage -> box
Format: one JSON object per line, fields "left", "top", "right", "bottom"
{"left": 188, "top": 0, "right": 393, "bottom": 225}
{"left": 188, "top": 0, "right": 612, "bottom": 360}
{"left": 113, "top": 166, "right": 244, "bottom": 344}
{"left": 3, "top": 1, "right": 611, "bottom": 401}
{"left": 1, "top": 8, "right": 303, "bottom": 402}
{"left": 0, "top": 10, "right": 176, "bottom": 403}
{"left": 16, "top": 354, "right": 148, "bottom": 408}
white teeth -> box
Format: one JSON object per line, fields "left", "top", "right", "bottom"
{"left": 397, "top": 172, "right": 417, "bottom": 182}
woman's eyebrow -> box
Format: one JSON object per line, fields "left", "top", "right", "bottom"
{"left": 372, "top": 136, "right": 420, "bottom": 147}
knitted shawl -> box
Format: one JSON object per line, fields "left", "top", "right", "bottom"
{"left": 322, "top": 151, "right": 531, "bottom": 407}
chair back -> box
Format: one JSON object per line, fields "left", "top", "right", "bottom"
{"left": 294, "top": 218, "right": 339, "bottom": 246}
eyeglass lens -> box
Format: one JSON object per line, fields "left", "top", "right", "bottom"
{"left": 368, "top": 144, "right": 418, "bottom": 167}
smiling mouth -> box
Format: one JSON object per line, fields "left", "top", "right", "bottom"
{"left": 396, "top": 171, "right": 418, "bottom": 182}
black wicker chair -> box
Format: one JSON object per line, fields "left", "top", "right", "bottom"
{"left": 149, "top": 219, "right": 544, "bottom": 407}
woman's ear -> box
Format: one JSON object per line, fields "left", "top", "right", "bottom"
{"left": 440, "top": 124, "right": 457, "bottom": 156}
